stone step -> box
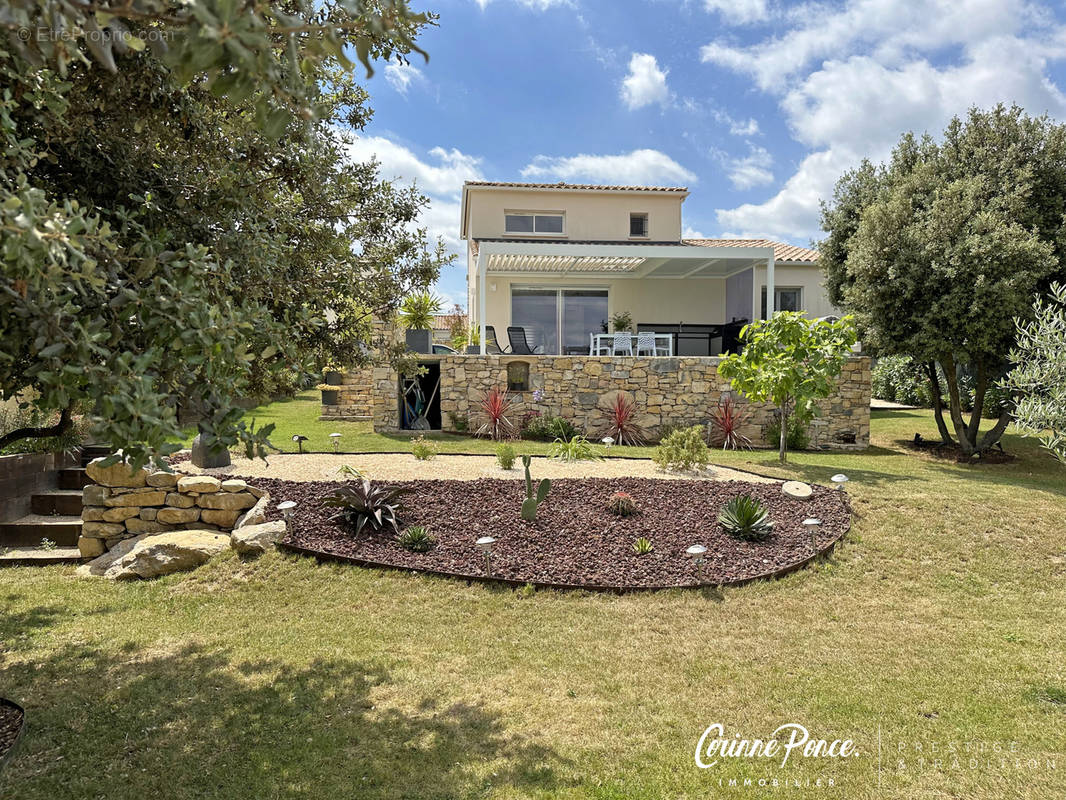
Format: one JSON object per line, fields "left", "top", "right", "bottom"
{"left": 0, "top": 514, "right": 82, "bottom": 547}
{"left": 57, "top": 467, "right": 91, "bottom": 490}
{"left": 30, "top": 489, "right": 83, "bottom": 517}
{"left": 0, "top": 546, "right": 83, "bottom": 566}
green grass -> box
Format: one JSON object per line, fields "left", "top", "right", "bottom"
{"left": 5, "top": 405, "right": 1066, "bottom": 799}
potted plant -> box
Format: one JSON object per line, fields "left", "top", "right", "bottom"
{"left": 400, "top": 291, "right": 442, "bottom": 354}
{"left": 323, "top": 367, "right": 343, "bottom": 386}
{"left": 611, "top": 310, "right": 633, "bottom": 333}
{"left": 318, "top": 383, "right": 340, "bottom": 406}
{"left": 465, "top": 324, "right": 481, "bottom": 354}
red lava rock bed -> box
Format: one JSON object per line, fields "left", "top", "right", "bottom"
{"left": 248, "top": 476, "right": 851, "bottom": 590}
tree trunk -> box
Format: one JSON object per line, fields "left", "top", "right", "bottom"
{"left": 779, "top": 401, "right": 788, "bottom": 463}
{"left": 0, "top": 405, "right": 73, "bottom": 449}
{"left": 926, "top": 361, "right": 953, "bottom": 444}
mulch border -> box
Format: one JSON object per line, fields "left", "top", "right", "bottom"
{"left": 0, "top": 698, "right": 25, "bottom": 774}
{"left": 276, "top": 492, "right": 852, "bottom": 594}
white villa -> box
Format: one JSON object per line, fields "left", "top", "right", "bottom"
{"left": 461, "top": 181, "right": 835, "bottom": 356}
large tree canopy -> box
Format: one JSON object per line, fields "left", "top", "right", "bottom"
{"left": 1, "top": 2, "right": 448, "bottom": 466}
{"left": 820, "top": 105, "right": 1066, "bottom": 455}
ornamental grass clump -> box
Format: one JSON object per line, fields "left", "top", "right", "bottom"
{"left": 708, "top": 396, "right": 753, "bottom": 451}
{"left": 476, "top": 386, "right": 514, "bottom": 441}
{"left": 718, "top": 495, "right": 774, "bottom": 541}
{"left": 652, "top": 425, "right": 710, "bottom": 472}
{"left": 601, "top": 393, "right": 646, "bottom": 446}
{"left": 631, "top": 537, "right": 654, "bottom": 555}
{"left": 549, "top": 435, "right": 601, "bottom": 463}
{"left": 398, "top": 526, "right": 435, "bottom": 552}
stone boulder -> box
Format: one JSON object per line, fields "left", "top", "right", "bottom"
{"left": 146, "top": 471, "right": 178, "bottom": 488}
{"left": 85, "top": 457, "right": 148, "bottom": 488}
{"left": 197, "top": 491, "right": 256, "bottom": 511}
{"left": 230, "top": 520, "right": 286, "bottom": 555}
{"left": 234, "top": 494, "right": 270, "bottom": 529}
{"left": 77, "top": 530, "right": 229, "bottom": 580}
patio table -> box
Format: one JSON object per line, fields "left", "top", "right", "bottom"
{"left": 589, "top": 333, "right": 673, "bottom": 356}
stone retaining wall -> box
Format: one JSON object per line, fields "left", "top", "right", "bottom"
{"left": 342, "top": 355, "right": 872, "bottom": 449}
{"left": 79, "top": 458, "right": 269, "bottom": 558}
{"left": 319, "top": 366, "right": 374, "bottom": 421}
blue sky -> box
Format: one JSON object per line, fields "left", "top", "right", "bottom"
{"left": 347, "top": 0, "right": 1066, "bottom": 309}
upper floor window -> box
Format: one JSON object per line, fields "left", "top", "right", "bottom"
{"left": 630, "top": 213, "right": 649, "bottom": 237}
{"left": 505, "top": 212, "right": 565, "bottom": 235}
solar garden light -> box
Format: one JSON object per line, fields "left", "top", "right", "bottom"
{"left": 802, "top": 518, "right": 822, "bottom": 552}
{"left": 685, "top": 544, "right": 708, "bottom": 585}
{"left": 292, "top": 434, "right": 309, "bottom": 454}
{"left": 277, "top": 500, "right": 297, "bottom": 534}
{"left": 601, "top": 436, "right": 614, "bottom": 452}
{"left": 831, "top": 473, "right": 849, "bottom": 492}
{"left": 330, "top": 432, "right": 342, "bottom": 453}
{"left": 476, "top": 536, "right": 496, "bottom": 577}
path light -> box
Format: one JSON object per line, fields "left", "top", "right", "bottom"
{"left": 802, "top": 518, "right": 822, "bottom": 552}
{"left": 330, "top": 432, "right": 342, "bottom": 453}
{"left": 292, "top": 434, "right": 309, "bottom": 454}
{"left": 277, "top": 500, "right": 297, "bottom": 534}
{"left": 476, "top": 536, "right": 497, "bottom": 577}
{"left": 686, "top": 544, "right": 708, "bottom": 585}
{"left": 601, "top": 436, "right": 614, "bottom": 452}
{"left": 831, "top": 473, "right": 849, "bottom": 492}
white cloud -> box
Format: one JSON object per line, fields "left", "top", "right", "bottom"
{"left": 474, "top": 0, "right": 572, "bottom": 9}
{"left": 384, "top": 62, "right": 424, "bottom": 96}
{"left": 344, "top": 136, "right": 483, "bottom": 199}
{"left": 702, "top": 0, "right": 769, "bottom": 25}
{"left": 726, "top": 145, "right": 774, "bottom": 190}
{"left": 620, "top": 53, "right": 671, "bottom": 110}
{"left": 682, "top": 225, "right": 707, "bottom": 239}
{"left": 728, "top": 117, "right": 761, "bottom": 136}
{"left": 521, "top": 149, "right": 698, "bottom": 185}
{"left": 707, "top": 0, "right": 1066, "bottom": 241}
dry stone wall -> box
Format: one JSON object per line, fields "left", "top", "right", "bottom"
{"left": 340, "top": 355, "right": 871, "bottom": 449}
{"left": 79, "top": 458, "right": 269, "bottom": 558}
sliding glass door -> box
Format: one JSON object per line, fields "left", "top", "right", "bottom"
{"left": 511, "top": 288, "right": 609, "bottom": 354}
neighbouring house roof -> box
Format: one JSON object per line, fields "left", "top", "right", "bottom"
{"left": 431, "top": 313, "right": 466, "bottom": 330}
{"left": 683, "top": 238, "right": 819, "bottom": 263}
{"left": 464, "top": 181, "right": 689, "bottom": 193}
{"left": 470, "top": 238, "right": 819, "bottom": 264}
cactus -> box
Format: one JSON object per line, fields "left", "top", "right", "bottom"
{"left": 607, "top": 491, "right": 638, "bottom": 517}
{"left": 520, "top": 455, "right": 551, "bottom": 521}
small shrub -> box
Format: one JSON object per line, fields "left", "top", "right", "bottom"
{"left": 652, "top": 425, "right": 709, "bottom": 472}
{"left": 549, "top": 435, "right": 600, "bottom": 462}
{"left": 411, "top": 436, "right": 437, "bottom": 461}
{"left": 447, "top": 411, "right": 470, "bottom": 433}
{"left": 520, "top": 413, "right": 577, "bottom": 442}
{"left": 496, "top": 442, "right": 517, "bottom": 470}
{"left": 324, "top": 479, "right": 410, "bottom": 536}
{"left": 872, "top": 355, "right": 930, "bottom": 406}
{"left": 718, "top": 495, "right": 774, "bottom": 541}
{"left": 606, "top": 491, "right": 638, "bottom": 517}
{"left": 632, "top": 537, "right": 654, "bottom": 555}
{"left": 398, "top": 525, "right": 435, "bottom": 552}
{"left": 764, "top": 415, "right": 810, "bottom": 451}
{"left": 709, "top": 396, "right": 752, "bottom": 450}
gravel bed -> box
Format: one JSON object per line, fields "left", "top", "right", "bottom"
{"left": 174, "top": 452, "right": 776, "bottom": 484}
{"left": 252, "top": 476, "right": 849, "bottom": 590}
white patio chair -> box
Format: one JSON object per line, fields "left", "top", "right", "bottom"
{"left": 611, "top": 332, "right": 633, "bottom": 356}
{"left": 590, "top": 333, "right": 611, "bottom": 356}
{"left": 635, "top": 332, "right": 658, "bottom": 356}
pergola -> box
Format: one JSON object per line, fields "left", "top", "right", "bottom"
{"left": 473, "top": 240, "right": 776, "bottom": 354}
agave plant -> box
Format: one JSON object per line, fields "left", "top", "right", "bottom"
{"left": 632, "top": 537, "right": 654, "bottom": 555}
{"left": 601, "top": 393, "right": 646, "bottom": 447}
{"left": 709, "top": 396, "right": 753, "bottom": 451}
{"left": 323, "top": 478, "right": 411, "bottom": 535}
{"left": 718, "top": 495, "right": 774, "bottom": 541}
{"left": 475, "top": 386, "right": 514, "bottom": 441}
{"left": 398, "top": 525, "right": 435, "bottom": 552}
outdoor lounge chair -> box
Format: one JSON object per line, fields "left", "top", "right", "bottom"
{"left": 484, "top": 326, "right": 509, "bottom": 354}
{"left": 507, "top": 326, "right": 542, "bottom": 355}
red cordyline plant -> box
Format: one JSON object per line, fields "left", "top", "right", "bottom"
{"left": 709, "top": 396, "right": 753, "bottom": 450}
{"left": 603, "top": 393, "right": 646, "bottom": 446}
{"left": 476, "top": 386, "right": 514, "bottom": 441}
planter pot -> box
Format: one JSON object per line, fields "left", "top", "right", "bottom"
{"left": 405, "top": 329, "right": 433, "bottom": 354}
{"left": 190, "top": 432, "right": 231, "bottom": 469}
{"left": 465, "top": 346, "right": 481, "bottom": 354}
{"left": 0, "top": 698, "right": 25, "bottom": 775}
{"left": 321, "top": 389, "right": 340, "bottom": 406}
{"left": 324, "top": 370, "right": 343, "bottom": 386}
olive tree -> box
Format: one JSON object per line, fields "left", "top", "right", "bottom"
{"left": 820, "top": 106, "right": 1066, "bottom": 456}
{"left": 1002, "top": 283, "right": 1066, "bottom": 464}
{"left": 719, "top": 313, "right": 857, "bottom": 462}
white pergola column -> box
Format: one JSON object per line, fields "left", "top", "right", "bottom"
{"left": 766, "top": 251, "right": 775, "bottom": 320}
{"left": 477, "top": 249, "right": 487, "bottom": 355}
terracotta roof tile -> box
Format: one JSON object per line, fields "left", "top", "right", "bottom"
{"left": 683, "top": 238, "right": 819, "bottom": 263}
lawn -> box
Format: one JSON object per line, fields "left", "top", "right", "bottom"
{"left": 4, "top": 404, "right": 1065, "bottom": 798}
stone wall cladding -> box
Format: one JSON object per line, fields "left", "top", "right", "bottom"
{"left": 79, "top": 458, "right": 268, "bottom": 556}
{"left": 319, "top": 366, "right": 374, "bottom": 421}
{"left": 343, "top": 355, "right": 871, "bottom": 449}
